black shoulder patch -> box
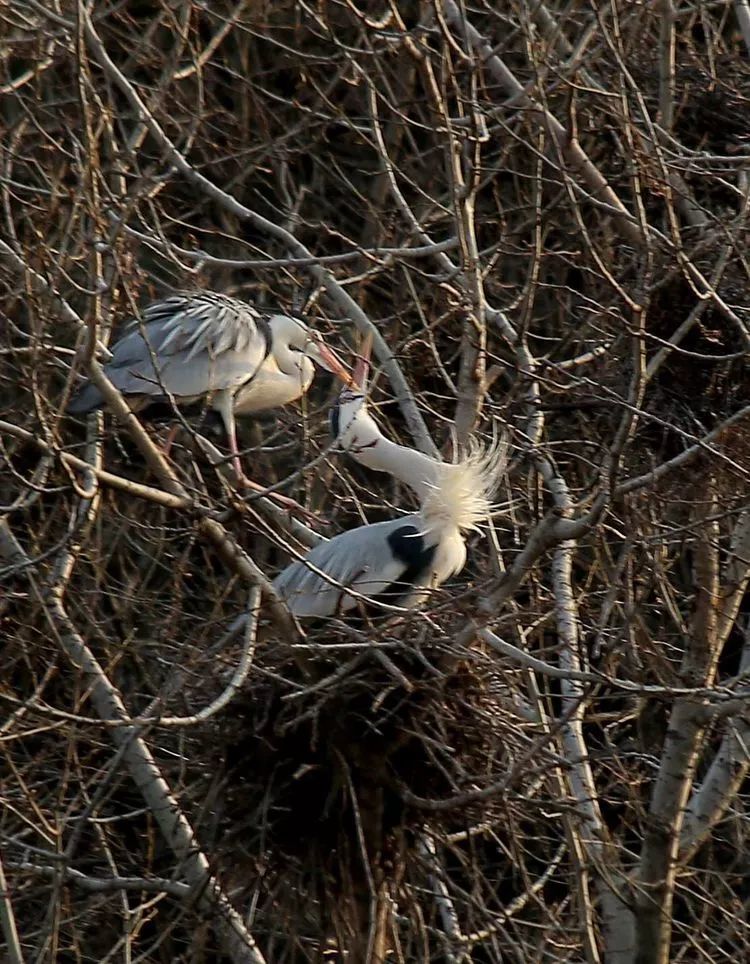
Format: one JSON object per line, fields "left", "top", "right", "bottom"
{"left": 368, "top": 524, "right": 437, "bottom": 608}
{"left": 329, "top": 401, "right": 341, "bottom": 440}
{"left": 257, "top": 313, "right": 273, "bottom": 361}
{"left": 387, "top": 524, "right": 431, "bottom": 568}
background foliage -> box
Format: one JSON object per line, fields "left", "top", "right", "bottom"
{"left": 2, "top": 2, "right": 750, "bottom": 962}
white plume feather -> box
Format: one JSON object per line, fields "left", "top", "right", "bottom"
{"left": 420, "top": 437, "right": 508, "bottom": 533}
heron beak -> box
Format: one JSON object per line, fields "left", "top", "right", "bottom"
{"left": 351, "top": 333, "right": 372, "bottom": 390}
{"left": 315, "top": 341, "right": 355, "bottom": 386}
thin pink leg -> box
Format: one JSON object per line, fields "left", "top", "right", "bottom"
{"left": 162, "top": 423, "right": 180, "bottom": 458}
{"left": 217, "top": 393, "right": 319, "bottom": 522}
{"left": 216, "top": 392, "right": 245, "bottom": 480}
{"left": 226, "top": 421, "right": 244, "bottom": 480}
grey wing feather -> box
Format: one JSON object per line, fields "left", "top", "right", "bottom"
{"left": 273, "top": 517, "right": 418, "bottom": 619}
{"left": 67, "top": 381, "right": 105, "bottom": 413}
{"left": 68, "top": 292, "right": 271, "bottom": 413}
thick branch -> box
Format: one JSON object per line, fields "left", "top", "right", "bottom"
{"left": 635, "top": 498, "right": 721, "bottom": 964}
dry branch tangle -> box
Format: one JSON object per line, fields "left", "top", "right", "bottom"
{"left": 2, "top": 1, "right": 750, "bottom": 961}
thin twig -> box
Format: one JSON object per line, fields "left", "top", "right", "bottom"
{"left": 0, "top": 851, "right": 25, "bottom": 964}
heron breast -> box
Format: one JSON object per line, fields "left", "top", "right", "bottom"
{"left": 234, "top": 357, "right": 314, "bottom": 415}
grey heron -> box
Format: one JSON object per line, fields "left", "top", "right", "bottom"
{"left": 68, "top": 290, "right": 352, "bottom": 483}
{"left": 272, "top": 340, "right": 506, "bottom": 619}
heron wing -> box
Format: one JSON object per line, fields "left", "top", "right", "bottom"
{"left": 68, "top": 292, "right": 271, "bottom": 411}
{"left": 273, "top": 517, "right": 434, "bottom": 619}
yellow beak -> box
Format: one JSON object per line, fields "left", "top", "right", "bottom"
{"left": 315, "top": 340, "right": 355, "bottom": 386}
{"left": 351, "top": 333, "right": 373, "bottom": 390}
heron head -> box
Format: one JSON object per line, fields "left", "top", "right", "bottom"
{"left": 330, "top": 334, "right": 381, "bottom": 454}
{"left": 272, "top": 315, "right": 352, "bottom": 385}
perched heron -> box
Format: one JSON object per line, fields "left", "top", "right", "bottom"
{"left": 272, "top": 340, "right": 506, "bottom": 619}
{"left": 68, "top": 290, "right": 352, "bottom": 483}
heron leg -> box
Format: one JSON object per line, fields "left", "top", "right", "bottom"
{"left": 215, "top": 390, "right": 245, "bottom": 479}
{"left": 227, "top": 425, "right": 244, "bottom": 481}
{"left": 214, "top": 392, "right": 320, "bottom": 522}
{"left": 161, "top": 422, "right": 180, "bottom": 458}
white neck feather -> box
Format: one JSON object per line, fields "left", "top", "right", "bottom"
{"left": 272, "top": 341, "right": 303, "bottom": 377}
{"left": 419, "top": 446, "right": 504, "bottom": 533}
{"left": 336, "top": 398, "right": 506, "bottom": 533}
{"left": 269, "top": 315, "right": 308, "bottom": 376}
{"left": 350, "top": 435, "right": 442, "bottom": 501}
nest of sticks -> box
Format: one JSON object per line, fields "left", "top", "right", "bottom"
{"left": 180, "top": 610, "right": 539, "bottom": 958}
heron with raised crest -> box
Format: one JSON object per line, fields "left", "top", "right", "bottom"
{"left": 272, "top": 337, "right": 506, "bottom": 619}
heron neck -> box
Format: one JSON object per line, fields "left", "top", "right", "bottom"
{"left": 354, "top": 436, "right": 442, "bottom": 501}
{"left": 274, "top": 343, "right": 302, "bottom": 376}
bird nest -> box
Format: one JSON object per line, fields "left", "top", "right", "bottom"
{"left": 179, "top": 611, "right": 538, "bottom": 956}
